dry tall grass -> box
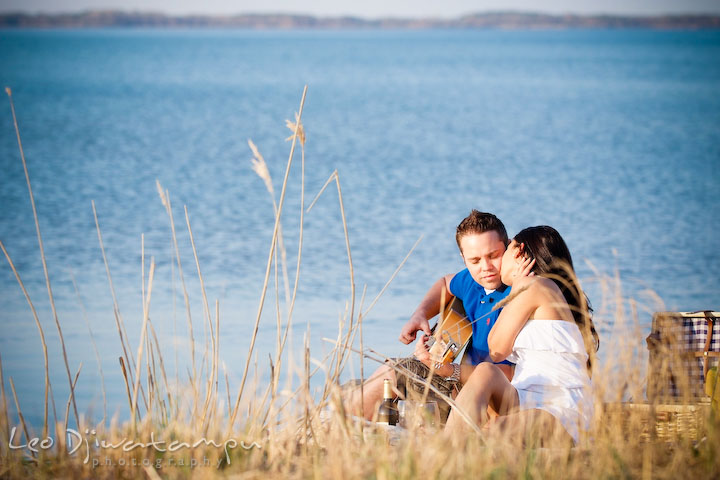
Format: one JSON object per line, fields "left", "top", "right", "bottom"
{"left": 0, "top": 86, "right": 717, "bottom": 479}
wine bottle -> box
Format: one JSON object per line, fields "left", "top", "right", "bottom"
{"left": 376, "top": 379, "right": 398, "bottom": 426}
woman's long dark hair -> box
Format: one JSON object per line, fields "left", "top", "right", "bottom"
{"left": 513, "top": 226, "right": 600, "bottom": 371}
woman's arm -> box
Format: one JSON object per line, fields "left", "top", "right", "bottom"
{"left": 487, "top": 276, "right": 542, "bottom": 362}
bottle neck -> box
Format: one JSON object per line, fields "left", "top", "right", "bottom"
{"left": 383, "top": 379, "right": 392, "bottom": 400}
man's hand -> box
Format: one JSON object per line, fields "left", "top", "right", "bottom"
{"left": 413, "top": 334, "right": 432, "bottom": 366}
{"left": 399, "top": 312, "right": 432, "bottom": 345}
{"left": 399, "top": 274, "right": 453, "bottom": 344}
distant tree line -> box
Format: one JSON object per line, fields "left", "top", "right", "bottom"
{"left": 0, "top": 11, "right": 719, "bottom": 29}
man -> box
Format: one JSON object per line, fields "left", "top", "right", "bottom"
{"left": 345, "top": 210, "right": 531, "bottom": 421}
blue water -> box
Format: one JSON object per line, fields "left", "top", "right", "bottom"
{"left": 0, "top": 29, "right": 719, "bottom": 427}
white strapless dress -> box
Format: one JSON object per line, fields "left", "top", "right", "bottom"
{"left": 506, "top": 319, "right": 594, "bottom": 443}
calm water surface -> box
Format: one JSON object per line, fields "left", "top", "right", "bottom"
{"left": 0, "top": 29, "right": 718, "bottom": 426}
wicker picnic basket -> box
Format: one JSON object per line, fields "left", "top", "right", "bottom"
{"left": 604, "top": 401, "right": 711, "bottom": 442}
{"left": 646, "top": 311, "right": 719, "bottom": 401}
{"left": 610, "top": 311, "right": 719, "bottom": 442}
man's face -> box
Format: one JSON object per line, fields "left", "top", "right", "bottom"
{"left": 459, "top": 231, "right": 506, "bottom": 290}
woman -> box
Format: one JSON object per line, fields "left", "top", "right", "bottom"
{"left": 444, "top": 226, "right": 599, "bottom": 445}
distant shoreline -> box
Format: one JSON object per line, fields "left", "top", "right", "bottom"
{"left": 1, "top": 10, "right": 719, "bottom": 30}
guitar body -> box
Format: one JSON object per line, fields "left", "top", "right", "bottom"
{"left": 427, "top": 297, "right": 472, "bottom": 365}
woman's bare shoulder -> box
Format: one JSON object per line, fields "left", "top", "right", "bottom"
{"left": 512, "top": 276, "right": 560, "bottom": 297}
{"left": 511, "top": 275, "right": 553, "bottom": 290}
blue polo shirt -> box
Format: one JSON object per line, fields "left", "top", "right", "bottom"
{"left": 449, "top": 268, "right": 511, "bottom": 365}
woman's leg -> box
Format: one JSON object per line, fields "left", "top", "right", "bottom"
{"left": 444, "top": 362, "right": 519, "bottom": 433}
{"left": 343, "top": 363, "right": 397, "bottom": 420}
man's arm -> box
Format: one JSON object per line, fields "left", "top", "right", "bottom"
{"left": 398, "top": 274, "right": 455, "bottom": 344}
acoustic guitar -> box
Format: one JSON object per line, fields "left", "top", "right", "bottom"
{"left": 426, "top": 296, "right": 472, "bottom": 365}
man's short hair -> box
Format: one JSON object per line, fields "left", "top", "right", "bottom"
{"left": 455, "top": 210, "right": 509, "bottom": 250}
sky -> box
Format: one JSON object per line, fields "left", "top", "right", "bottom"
{"left": 2, "top": 0, "right": 720, "bottom": 18}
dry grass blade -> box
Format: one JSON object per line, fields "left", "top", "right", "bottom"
{"left": 305, "top": 169, "right": 336, "bottom": 214}
{"left": 156, "top": 180, "right": 197, "bottom": 392}
{"left": 142, "top": 234, "right": 153, "bottom": 414}
{"left": 308, "top": 170, "right": 355, "bottom": 388}
{"left": 249, "top": 138, "right": 292, "bottom": 308}
{"left": 273, "top": 234, "right": 282, "bottom": 400}
{"left": 185, "top": 205, "right": 217, "bottom": 425}
{"left": 206, "top": 299, "right": 221, "bottom": 429}
{"left": 69, "top": 268, "right": 108, "bottom": 426}
{"left": 145, "top": 331, "right": 156, "bottom": 418}
{"left": 326, "top": 171, "right": 356, "bottom": 387}
{"left": 305, "top": 170, "right": 358, "bottom": 395}
{"left": 5, "top": 87, "right": 79, "bottom": 431}
{"left": 8, "top": 378, "right": 34, "bottom": 460}
{"left": 358, "top": 285, "right": 368, "bottom": 420}
{"left": 361, "top": 235, "right": 424, "bottom": 318}
{"left": 63, "top": 363, "right": 82, "bottom": 433}
{"left": 92, "top": 201, "right": 142, "bottom": 408}
{"left": 275, "top": 111, "right": 307, "bottom": 400}
{"left": 143, "top": 464, "right": 163, "bottom": 480}
{"left": 131, "top": 259, "right": 156, "bottom": 427}
{"left": 230, "top": 85, "right": 308, "bottom": 428}
{"left": 248, "top": 113, "right": 310, "bottom": 411}
{"left": 223, "top": 362, "right": 231, "bottom": 419}
{"left": 118, "top": 357, "right": 133, "bottom": 414}
{"left": 302, "top": 329, "right": 312, "bottom": 452}
{"left": 0, "top": 240, "right": 53, "bottom": 439}
{"left": 0, "top": 351, "right": 10, "bottom": 450}
{"left": 147, "top": 320, "right": 172, "bottom": 422}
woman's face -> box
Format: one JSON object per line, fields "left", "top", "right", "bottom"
{"left": 500, "top": 239, "right": 520, "bottom": 285}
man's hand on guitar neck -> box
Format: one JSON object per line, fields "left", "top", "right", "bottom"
{"left": 413, "top": 334, "right": 432, "bottom": 364}
{"left": 414, "top": 333, "right": 455, "bottom": 378}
